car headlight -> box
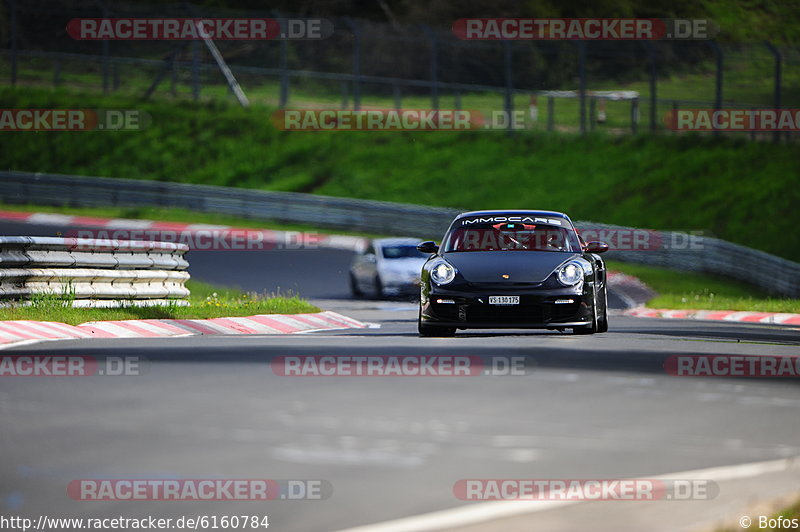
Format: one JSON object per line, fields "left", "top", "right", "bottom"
{"left": 430, "top": 260, "right": 456, "bottom": 285}
{"left": 557, "top": 262, "right": 584, "bottom": 286}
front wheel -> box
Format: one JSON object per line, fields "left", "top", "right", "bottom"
{"left": 573, "top": 292, "right": 599, "bottom": 335}
{"left": 373, "top": 276, "right": 384, "bottom": 299}
{"left": 597, "top": 286, "right": 609, "bottom": 333}
{"left": 418, "top": 310, "right": 456, "bottom": 337}
{"left": 349, "top": 273, "right": 363, "bottom": 298}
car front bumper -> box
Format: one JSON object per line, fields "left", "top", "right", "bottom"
{"left": 420, "top": 285, "right": 596, "bottom": 329}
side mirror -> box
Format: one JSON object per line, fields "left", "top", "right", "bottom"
{"left": 417, "top": 241, "right": 439, "bottom": 254}
{"left": 364, "top": 253, "right": 377, "bottom": 263}
{"left": 584, "top": 241, "right": 609, "bottom": 254}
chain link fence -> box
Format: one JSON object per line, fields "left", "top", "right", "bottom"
{"left": 1, "top": 0, "right": 798, "bottom": 139}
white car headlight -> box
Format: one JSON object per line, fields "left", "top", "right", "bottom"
{"left": 557, "top": 262, "right": 584, "bottom": 286}
{"left": 430, "top": 260, "right": 456, "bottom": 285}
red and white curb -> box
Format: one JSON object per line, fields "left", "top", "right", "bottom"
{"left": 0, "top": 311, "right": 368, "bottom": 349}
{"left": 0, "top": 210, "right": 368, "bottom": 252}
{"left": 625, "top": 307, "right": 800, "bottom": 326}
{"left": 606, "top": 271, "right": 656, "bottom": 309}
{"left": 607, "top": 271, "right": 800, "bottom": 326}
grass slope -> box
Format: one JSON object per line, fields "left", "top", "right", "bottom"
{"left": 0, "top": 87, "right": 798, "bottom": 262}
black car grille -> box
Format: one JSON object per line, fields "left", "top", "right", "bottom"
{"left": 432, "top": 299, "right": 581, "bottom": 324}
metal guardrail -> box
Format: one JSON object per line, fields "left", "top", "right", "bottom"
{"left": 571, "top": 222, "right": 800, "bottom": 298}
{"left": 0, "top": 234, "right": 190, "bottom": 301}
{"left": 1, "top": 170, "right": 797, "bottom": 297}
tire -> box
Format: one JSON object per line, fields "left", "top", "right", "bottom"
{"left": 373, "top": 276, "right": 384, "bottom": 299}
{"left": 597, "top": 286, "right": 609, "bottom": 333}
{"left": 573, "top": 291, "right": 599, "bottom": 335}
{"left": 349, "top": 273, "right": 363, "bottom": 298}
{"left": 418, "top": 309, "right": 456, "bottom": 337}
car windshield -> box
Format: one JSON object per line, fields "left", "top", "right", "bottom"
{"left": 443, "top": 222, "right": 580, "bottom": 252}
{"left": 381, "top": 245, "right": 429, "bottom": 259}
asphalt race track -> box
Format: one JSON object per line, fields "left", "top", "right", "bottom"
{"left": 1, "top": 220, "right": 799, "bottom": 531}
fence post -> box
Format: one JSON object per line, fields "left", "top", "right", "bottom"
{"left": 707, "top": 41, "right": 723, "bottom": 137}
{"left": 393, "top": 85, "right": 401, "bottom": 110}
{"left": 647, "top": 42, "right": 657, "bottom": 132}
{"left": 113, "top": 62, "right": 120, "bottom": 91}
{"left": 54, "top": 58, "right": 61, "bottom": 87}
{"left": 191, "top": 40, "right": 200, "bottom": 100}
{"left": 764, "top": 41, "right": 782, "bottom": 144}
{"left": 170, "top": 52, "right": 178, "bottom": 96}
{"left": 503, "top": 40, "right": 514, "bottom": 135}
{"left": 547, "top": 96, "right": 554, "bottom": 132}
{"left": 10, "top": 0, "right": 17, "bottom": 86}
{"left": 577, "top": 41, "right": 587, "bottom": 134}
{"left": 101, "top": 4, "right": 110, "bottom": 94}
{"left": 278, "top": 39, "right": 289, "bottom": 107}
{"left": 274, "top": 11, "right": 289, "bottom": 108}
{"left": 422, "top": 25, "right": 439, "bottom": 110}
{"left": 344, "top": 18, "right": 362, "bottom": 111}
{"left": 341, "top": 81, "right": 349, "bottom": 109}
{"left": 672, "top": 101, "right": 678, "bottom": 134}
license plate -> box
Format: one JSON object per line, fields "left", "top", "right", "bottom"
{"left": 489, "top": 295, "right": 520, "bottom": 305}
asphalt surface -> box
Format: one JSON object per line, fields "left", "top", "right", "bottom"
{"left": 1, "top": 220, "right": 799, "bottom": 532}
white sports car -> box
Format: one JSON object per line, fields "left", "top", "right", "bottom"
{"left": 349, "top": 238, "right": 430, "bottom": 298}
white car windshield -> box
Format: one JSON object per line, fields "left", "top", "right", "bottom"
{"left": 381, "top": 245, "right": 429, "bottom": 259}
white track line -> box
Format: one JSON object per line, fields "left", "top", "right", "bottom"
{"left": 335, "top": 455, "right": 800, "bottom": 532}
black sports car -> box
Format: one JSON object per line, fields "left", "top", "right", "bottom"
{"left": 417, "top": 210, "right": 610, "bottom": 337}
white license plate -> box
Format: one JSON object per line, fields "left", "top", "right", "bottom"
{"left": 489, "top": 295, "right": 520, "bottom": 305}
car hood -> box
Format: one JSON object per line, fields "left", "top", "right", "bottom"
{"left": 442, "top": 251, "right": 580, "bottom": 283}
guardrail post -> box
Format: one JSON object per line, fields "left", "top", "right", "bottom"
{"left": 577, "top": 41, "right": 587, "bottom": 134}
{"left": 503, "top": 40, "right": 513, "bottom": 136}
{"left": 344, "top": 18, "right": 362, "bottom": 111}
{"left": 764, "top": 41, "right": 782, "bottom": 144}
{"left": 9, "top": 0, "right": 17, "bottom": 86}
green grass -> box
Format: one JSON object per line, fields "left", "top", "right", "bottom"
{"left": 716, "top": 497, "right": 800, "bottom": 531}
{"left": 606, "top": 261, "right": 799, "bottom": 313}
{"left": 0, "top": 280, "right": 320, "bottom": 325}
{"left": 0, "top": 86, "right": 798, "bottom": 265}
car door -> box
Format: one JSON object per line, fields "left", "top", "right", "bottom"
{"left": 353, "top": 243, "right": 379, "bottom": 289}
